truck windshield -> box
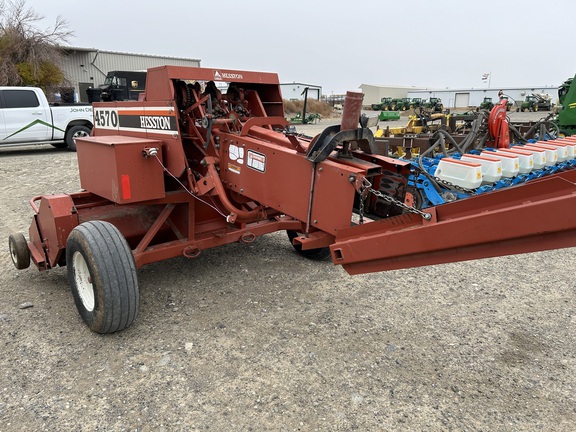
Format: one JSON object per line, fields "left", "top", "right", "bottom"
{"left": 103, "top": 76, "right": 127, "bottom": 86}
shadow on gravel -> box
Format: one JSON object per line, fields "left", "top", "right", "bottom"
{"left": 0, "top": 144, "right": 70, "bottom": 157}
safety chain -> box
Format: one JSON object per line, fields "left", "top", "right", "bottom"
{"left": 433, "top": 177, "right": 476, "bottom": 195}
{"left": 357, "top": 178, "right": 432, "bottom": 222}
{"left": 367, "top": 188, "right": 432, "bottom": 221}
{"left": 358, "top": 177, "right": 371, "bottom": 225}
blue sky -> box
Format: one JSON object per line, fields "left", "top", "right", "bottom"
{"left": 18, "top": 0, "right": 576, "bottom": 94}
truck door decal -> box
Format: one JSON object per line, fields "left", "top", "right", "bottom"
{"left": 2, "top": 119, "right": 64, "bottom": 141}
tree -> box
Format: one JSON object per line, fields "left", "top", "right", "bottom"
{"left": 0, "top": 0, "right": 73, "bottom": 88}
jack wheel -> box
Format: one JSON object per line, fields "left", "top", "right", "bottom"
{"left": 66, "top": 221, "right": 139, "bottom": 333}
{"left": 286, "top": 230, "right": 331, "bottom": 261}
{"left": 9, "top": 233, "right": 30, "bottom": 270}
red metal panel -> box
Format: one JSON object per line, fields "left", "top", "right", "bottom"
{"left": 331, "top": 173, "right": 576, "bottom": 274}
{"left": 219, "top": 133, "right": 362, "bottom": 233}
{"left": 34, "top": 195, "right": 79, "bottom": 268}
{"left": 311, "top": 162, "right": 360, "bottom": 234}
{"left": 76, "top": 136, "right": 165, "bottom": 204}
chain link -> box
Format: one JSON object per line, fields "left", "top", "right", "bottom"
{"left": 358, "top": 177, "right": 372, "bottom": 225}
{"left": 432, "top": 177, "right": 476, "bottom": 195}
{"left": 367, "top": 188, "right": 432, "bottom": 221}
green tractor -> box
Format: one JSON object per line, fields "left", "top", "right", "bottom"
{"left": 424, "top": 97, "right": 444, "bottom": 113}
{"left": 409, "top": 97, "right": 424, "bottom": 109}
{"left": 387, "top": 98, "right": 402, "bottom": 111}
{"left": 479, "top": 97, "right": 494, "bottom": 110}
{"left": 371, "top": 97, "right": 392, "bottom": 111}
{"left": 520, "top": 94, "right": 552, "bottom": 112}
{"left": 395, "top": 97, "right": 413, "bottom": 111}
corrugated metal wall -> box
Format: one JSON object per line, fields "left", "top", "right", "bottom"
{"left": 359, "top": 85, "right": 424, "bottom": 106}
{"left": 60, "top": 48, "right": 201, "bottom": 101}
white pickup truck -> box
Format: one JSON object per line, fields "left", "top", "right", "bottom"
{"left": 0, "top": 87, "right": 93, "bottom": 150}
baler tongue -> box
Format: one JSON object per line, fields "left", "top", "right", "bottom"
{"left": 330, "top": 170, "right": 576, "bottom": 275}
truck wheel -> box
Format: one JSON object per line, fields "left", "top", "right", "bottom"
{"left": 66, "top": 221, "right": 139, "bottom": 333}
{"left": 9, "top": 233, "right": 30, "bottom": 270}
{"left": 286, "top": 230, "right": 331, "bottom": 261}
{"left": 65, "top": 125, "right": 91, "bottom": 151}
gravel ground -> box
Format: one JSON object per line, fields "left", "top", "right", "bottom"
{"left": 1, "top": 110, "right": 575, "bottom": 431}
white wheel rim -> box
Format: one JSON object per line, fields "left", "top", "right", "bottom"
{"left": 73, "top": 130, "right": 89, "bottom": 143}
{"left": 9, "top": 239, "right": 18, "bottom": 265}
{"left": 73, "top": 251, "right": 95, "bottom": 311}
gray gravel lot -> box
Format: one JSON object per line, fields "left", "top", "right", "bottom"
{"left": 1, "top": 110, "right": 575, "bottom": 431}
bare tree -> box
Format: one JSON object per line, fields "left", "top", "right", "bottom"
{"left": 0, "top": 0, "right": 73, "bottom": 87}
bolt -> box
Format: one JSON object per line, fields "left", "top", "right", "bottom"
{"left": 318, "top": 167, "right": 323, "bottom": 172}
{"left": 313, "top": 219, "right": 318, "bottom": 224}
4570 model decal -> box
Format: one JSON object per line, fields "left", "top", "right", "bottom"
{"left": 94, "top": 107, "right": 178, "bottom": 136}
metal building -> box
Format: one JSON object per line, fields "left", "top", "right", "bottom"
{"left": 280, "top": 83, "right": 322, "bottom": 100}
{"left": 60, "top": 47, "right": 201, "bottom": 102}
{"left": 359, "top": 84, "right": 425, "bottom": 106}
{"left": 407, "top": 86, "right": 559, "bottom": 110}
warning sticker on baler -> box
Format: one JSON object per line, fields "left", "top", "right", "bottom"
{"left": 247, "top": 150, "right": 266, "bottom": 172}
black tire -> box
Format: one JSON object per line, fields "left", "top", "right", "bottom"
{"left": 66, "top": 221, "right": 139, "bottom": 333}
{"left": 9, "top": 233, "right": 30, "bottom": 270}
{"left": 65, "top": 125, "right": 91, "bottom": 151}
{"left": 286, "top": 230, "right": 331, "bottom": 261}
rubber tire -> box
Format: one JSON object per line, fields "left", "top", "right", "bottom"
{"left": 286, "top": 230, "right": 331, "bottom": 261}
{"left": 66, "top": 221, "right": 139, "bottom": 334}
{"left": 65, "top": 125, "right": 91, "bottom": 151}
{"left": 9, "top": 233, "right": 30, "bottom": 270}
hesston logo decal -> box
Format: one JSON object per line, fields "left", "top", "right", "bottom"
{"left": 213, "top": 70, "right": 244, "bottom": 81}
{"left": 139, "top": 116, "right": 172, "bottom": 130}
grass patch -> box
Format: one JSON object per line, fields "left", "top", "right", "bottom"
{"left": 284, "top": 99, "right": 334, "bottom": 117}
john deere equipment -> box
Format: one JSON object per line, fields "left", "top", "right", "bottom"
{"left": 520, "top": 94, "right": 551, "bottom": 112}
{"left": 557, "top": 74, "right": 576, "bottom": 136}
{"left": 371, "top": 97, "right": 392, "bottom": 111}
{"left": 424, "top": 97, "right": 444, "bottom": 113}
{"left": 479, "top": 97, "right": 494, "bottom": 110}
{"left": 395, "top": 98, "right": 413, "bottom": 111}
